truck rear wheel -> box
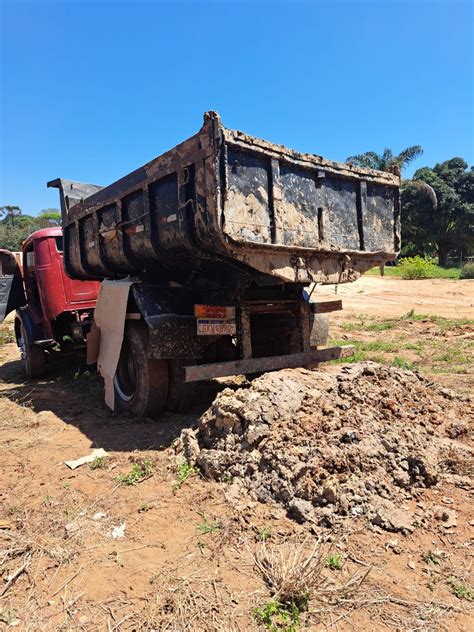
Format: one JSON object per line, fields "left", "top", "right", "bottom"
{"left": 114, "top": 322, "right": 169, "bottom": 417}
{"left": 166, "top": 360, "right": 198, "bottom": 413}
{"left": 20, "top": 321, "right": 46, "bottom": 378}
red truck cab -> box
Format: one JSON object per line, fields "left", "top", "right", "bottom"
{"left": 0, "top": 227, "right": 99, "bottom": 377}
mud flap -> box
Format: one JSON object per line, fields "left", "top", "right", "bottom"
{"left": 93, "top": 279, "right": 135, "bottom": 410}
{"left": 0, "top": 251, "right": 26, "bottom": 325}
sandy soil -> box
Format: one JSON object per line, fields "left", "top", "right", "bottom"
{"left": 316, "top": 276, "right": 474, "bottom": 319}
{"left": 0, "top": 277, "right": 473, "bottom": 631}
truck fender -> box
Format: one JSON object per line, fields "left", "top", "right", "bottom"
{"left": 16, "top": 307, "right": 45, "bottom": 345}
{"left": 92, "top": 279, "right": 135, "bottom": 410}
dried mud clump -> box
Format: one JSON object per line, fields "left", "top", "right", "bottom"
{"left": 178, "top": 363, "right": 472, "bottom": 531}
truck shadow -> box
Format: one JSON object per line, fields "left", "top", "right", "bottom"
{"left": 0, "top": 352, "right": 226, "bottom": 452}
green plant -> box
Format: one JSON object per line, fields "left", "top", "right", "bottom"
{"left": 253, "top": 600, "right": 302, "bottom": 632}
{"left": 117, "top": 458, "right": 153, "bottom": 485}
{"left": 138, "top": 501, "right": 151, "bottom": 513}
{"left": 258, "top": 526, "right": 273, "bottom": 542}
{"left": 423, "top": 550, "right": 443, "bottom": 565}
{"left": 398, "top": 256, "right": 437, "bottom": 280}
{"left": 326, "top": 554, "right": 343, "bottom": 570}
{"left": 89, "top": 456, "right": 106, "bottom": 470}
{"left": 460, "top": 262, "right": 474, "bottom": 279}
{"left": 196, "top": 513, "right": 221, "bottom": 535}
{"left": 449, "top": 579, "right": 474, "bottom": 601}
{"left": 173, "top": 460, "right": 198, "bottom": 490}
{"left": 392, "top": 356, "right": 416, "bottom": 370}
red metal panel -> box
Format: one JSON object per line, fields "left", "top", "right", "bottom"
{"left": 25, "top": 228, "right": 99, "bottom": 322}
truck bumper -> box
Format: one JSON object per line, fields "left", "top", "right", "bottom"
{"left": 184, "top": 345, "right": 355, "bottom": 382}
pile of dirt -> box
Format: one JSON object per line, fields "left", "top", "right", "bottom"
{"left": 178, "top": 363, "right": 473, "bottom": 531}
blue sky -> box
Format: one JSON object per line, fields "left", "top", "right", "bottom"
{"left": 1, "top": 0, "right": 473, "bottom": 215}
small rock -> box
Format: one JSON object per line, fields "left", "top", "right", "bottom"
{"left": 407, "top": 560, "right": 416, "bottom": 570}
{"left": 434, "top": 506, "right": 457, "bottom": 528}
{"left": 340, "top": 430, "right": 360, "bottom": 444}
{"left": 371, "top": 498, "right": 414, "bottom": 533}
{"left": 446, "top": 422, "right": 468, "bottom": 438}
{"left": 288, "top": 498, "right": 314, "bottom": 524}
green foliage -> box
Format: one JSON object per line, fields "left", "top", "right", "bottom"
{"left": 196, "top": 513, "right": 221, "bottom": 535}
{"left": 346, "top": 146, "right": 423, "bottom": 173}
{"left": 258, "top": 526, "right": 273, "bottom": 542}
{"left": 326, "top": 554, "right": 343, "bottom": 570}
{"left": 0, "top": 205, "right": 61, "bottom": 250}
{"left": 117, "top": 458, "right": 153, "bottom": 485}
{"left": 449, "top": 579, "right": 474, "bottom": 601}
{"left": 253, "top": 599, "right": 303, "bottom": 632}
{"left": 366, "top": 264, "right": 461, "bottom": 279}
{"left": 401, "top": 158, "right": 474, "bottom": 265}
{"left": 460, "top": 262, "right": 474, "bottom": 279}
{"left": 89, "top": 456, "right": 106, "bottom": 470}
{"left": 173, "top": 460, "right": 198, "bottom": 490}
{"left": 392, "top": 357, "right": 416, "bottom": 370}
{"left": 397, "top": 256, "right": 437, "bottom": 279}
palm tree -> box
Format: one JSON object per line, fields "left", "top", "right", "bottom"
{"left": 346, "top": 146, "right": 437, "bottom": 208}
{"left": 346, "top": 145, "right": 423, "bottom": 174}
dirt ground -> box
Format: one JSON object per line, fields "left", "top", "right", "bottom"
{"left": 0, "top": 277, "right": 473, "bottom": 631}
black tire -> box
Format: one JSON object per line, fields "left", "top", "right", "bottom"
{"left": 20, "top": 321, "right": 46, "bottom": 378}
{"left": 113, "top": 322, "right": 169, "bottom": 417}
{"left": 166, "top": 360, "right": 199, "bottom": 413}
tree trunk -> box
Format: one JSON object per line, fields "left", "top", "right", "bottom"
{"left": 438, "top": 242, "right": 449, "bottom": 267}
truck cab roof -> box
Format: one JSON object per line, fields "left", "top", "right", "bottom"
{"left": 22, "top": 226, "right": 62, "bottom": 250}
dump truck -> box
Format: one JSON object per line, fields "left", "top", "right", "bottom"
{"left": 49, "top": 111, "right": 400, "bottom": 416}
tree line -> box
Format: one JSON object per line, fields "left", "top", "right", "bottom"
{"left": 0, "top": 206, "right": 61, "bottom": 251}
{"left": 346, "top": 148, "right": 473, "bottom": 266}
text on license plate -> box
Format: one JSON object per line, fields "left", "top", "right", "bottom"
{"left": 197, "top": 319, "right": 236, "bottom": 336}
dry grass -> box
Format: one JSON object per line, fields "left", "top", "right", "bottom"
{"left": 133, "top": 570, "right": 250, "bottom": 631}
{"left": 254, "top": 537, "right": 370, "bottom": 608}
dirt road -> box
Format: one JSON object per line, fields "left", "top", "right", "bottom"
{"left": 0, "top": 277, "right": 472, "bottom": 630}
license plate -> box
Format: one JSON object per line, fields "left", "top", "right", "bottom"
{"left": 197, "top": 319, "right": 236, "bottom": 336}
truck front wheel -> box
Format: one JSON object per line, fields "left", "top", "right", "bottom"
{"left": 19, "top": 321, "right": 46, "bottom": 378}
{"left": 114, "top": 322, "right": 169, "bottom": 417}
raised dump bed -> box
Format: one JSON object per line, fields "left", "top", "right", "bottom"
{"left": 47, "top": 113, "right": 400, "bottom": 417}
{"left": 49, "top": 111, "right": 400, "bottom": 286}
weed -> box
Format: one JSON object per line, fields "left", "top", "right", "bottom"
{"left": 42, "top": 493, "right": 54, "bottom": 506}
{"left": 89, "top": 456, "right": 106, "bottom": 470}
{"left": 196, "top": 513, "right": 221, "bottom": 535}
{"left": 366, "top": 320, "right": 398, "bottom": 331}
{"left": 423, "top": 550, "right": 443, "bottom": 565}
{"left": 326, "top": 554, "right": 343, "bottom": 570}
{"left": 138, "top": 501, "right": 151, "bottom": 513}
{"left": 173, "top": 460, "right": 198, "bottom": 491}
{"left": 253, "top": 599, "right": 302, "bottom": 632}
{"left": 117, "top": 458, "right": 153, "bottom": 485}
{"left": 398, "top": 256, "right": 437, "bottom": 280}
{"left": 392, "top": 357, "right": 416, "bottom": 370}
{"left": 449, "top": 578, "right": 474, "bottom": 601}
{"left": 258, "top": 526, "right": 273, "bottom": 542}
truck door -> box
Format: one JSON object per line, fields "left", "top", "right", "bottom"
{"left": 0, "top": 250, "right": 26, "bottom": 325}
